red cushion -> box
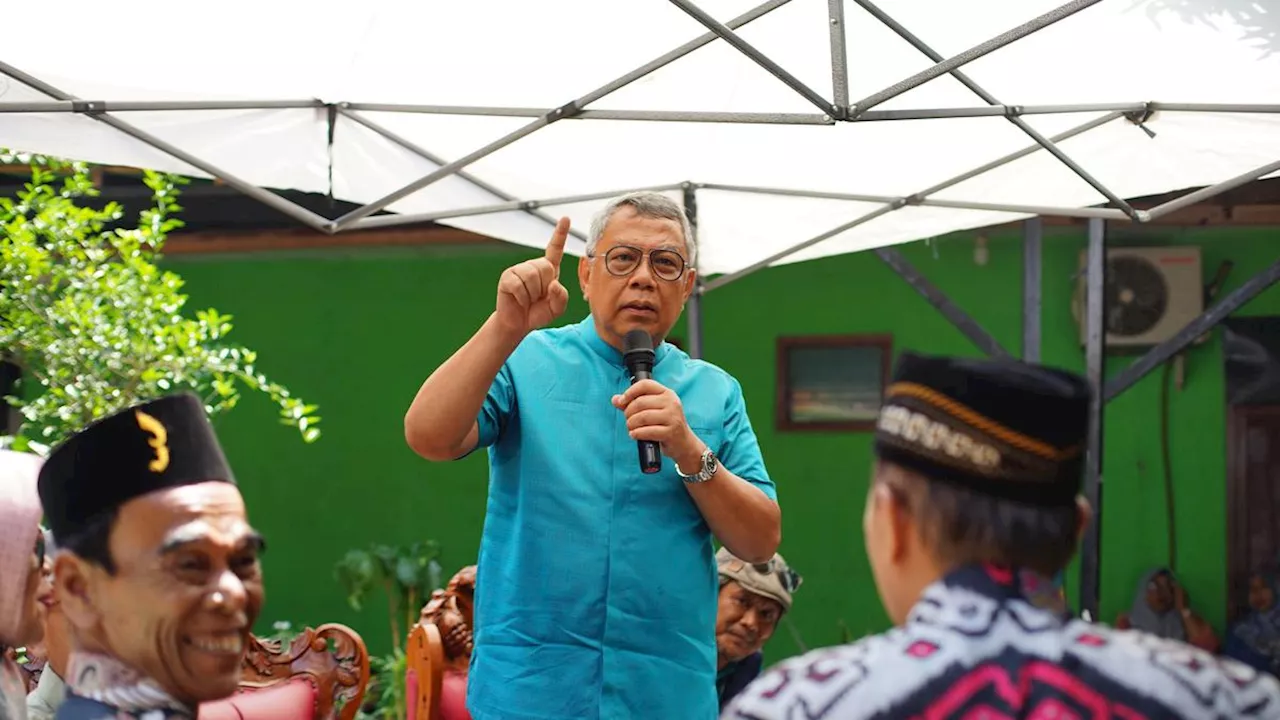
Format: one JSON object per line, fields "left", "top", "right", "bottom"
{"left": 440, "top": 671, "right": 471, "bottom": 720}
{"left": 198, "top": 679, "right": 315, "bottom": 720}
{"left": 405, "top": 669, "right": 419, "bottom": 720}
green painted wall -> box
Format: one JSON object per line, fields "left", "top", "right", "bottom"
{"left": 165, "top": 224, "right": 1280, "bottom": 663}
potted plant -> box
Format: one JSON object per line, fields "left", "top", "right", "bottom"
{"left": 335, "top": 541, "right": 445, "bottom": 720}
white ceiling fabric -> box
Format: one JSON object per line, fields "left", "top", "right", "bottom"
{"left": 1, "top": 0, "right": 1277, "bottom": 275}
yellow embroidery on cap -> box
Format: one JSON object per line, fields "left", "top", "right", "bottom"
{"left": 135, "top": 409, "right": 170, "bottom": 473}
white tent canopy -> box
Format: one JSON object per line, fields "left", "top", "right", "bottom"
{"left": 4, "top": 0, "right": 1280, "bottom": 619}
{"left": 2, "top": 0, "right": 1278, "bottom": 281}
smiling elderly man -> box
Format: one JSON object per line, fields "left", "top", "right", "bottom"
{"left": 38, "top": 393, "right": 264, "bottom": 720}
{"left": 405, "top": 191, "right": 781, "bottom": 720}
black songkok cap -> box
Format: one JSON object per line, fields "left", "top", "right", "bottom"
{"left": 38, "top": 392, "right": 236, "bottom": 544}
{"left": 873, "top": 352, "right": 1091, "bottom": 506}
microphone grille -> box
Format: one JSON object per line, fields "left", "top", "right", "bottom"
{"left": 623, "top": 329, "right": 653, "bottom": 353}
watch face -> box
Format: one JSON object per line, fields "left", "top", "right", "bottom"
{"left": 702, "top": 451, "right": 718, "bottom": 477}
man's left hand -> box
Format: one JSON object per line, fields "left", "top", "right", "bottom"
{"left": 612, "top": 379, "right": 703, "bottom": 470}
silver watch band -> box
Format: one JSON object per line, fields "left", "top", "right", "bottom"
{"left": 677, "top": 449, "right": 718, "bottom": 483}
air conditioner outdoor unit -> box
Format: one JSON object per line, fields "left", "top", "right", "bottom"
{"left": 1074, "top": 246, "right": 1203, "bottom": 349}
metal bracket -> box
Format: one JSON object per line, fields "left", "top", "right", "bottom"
{"left": 876, "top": 248, "right": 1012, "bottom": 358}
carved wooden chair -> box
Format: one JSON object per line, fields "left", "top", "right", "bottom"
{"left": 407, "top": 565, "right": 475, "bottom": 720}
{"left": 199, "top": 623, "right": 371, "bottom": 720}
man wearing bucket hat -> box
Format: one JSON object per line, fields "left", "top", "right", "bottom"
{"left": 715, "top": 548, "right": 800, "bottom": 711}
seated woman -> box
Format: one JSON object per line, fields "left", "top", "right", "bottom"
{"left": 1116, "top": 567, "right": 1218, "bottom": 652}
{"left": 1224, "top": 569, "right": 1280, "bottom": 677}
{"left": 0, "top": 450, "right": 47, "bottom": 720}
{"left": 26, "top": 529, "right": 69, "bottom": 720}
{"left": 714, "top": 548, "right": 801, "bottom": 711}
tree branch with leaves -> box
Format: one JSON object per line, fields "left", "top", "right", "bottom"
{"left": 0, "top": 151, "right": 320, "bottom": 448}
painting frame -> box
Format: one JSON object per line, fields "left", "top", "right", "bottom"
{"left": 775, "top": 334, "right": 893, "bottom": 432}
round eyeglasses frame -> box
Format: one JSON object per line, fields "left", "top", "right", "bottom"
{"left": 589, "top": 245, "right": 688, "bottom": 282}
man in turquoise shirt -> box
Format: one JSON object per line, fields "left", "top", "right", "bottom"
{"left": 405, "top": 192, "right": 781, "bottom": 720}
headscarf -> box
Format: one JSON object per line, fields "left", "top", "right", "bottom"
{"left": 1125, "top": 567, "right": 1185, "bottom": 642}
{"left": 1231, "top": 569, "right": 1280, "bottom": 662}
{"left": 0, "top": 449, "right": 43, "bottom": 646}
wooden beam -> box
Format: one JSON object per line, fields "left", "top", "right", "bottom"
{"left": 162, "top": 225, "right": 502, "bottom": 255}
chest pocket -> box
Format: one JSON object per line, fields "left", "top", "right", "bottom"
{"left": 688, "top": 420, "right": 727, "bottom": 459}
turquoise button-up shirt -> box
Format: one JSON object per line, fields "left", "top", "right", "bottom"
{"left": 464, "top": 315, "right": 776, "bottom": 720}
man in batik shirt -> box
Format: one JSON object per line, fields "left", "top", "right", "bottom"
{"left": 726, "top": 352, "right": 1280, "bottom": 719}
{"left": 38, "top": 393, "right": 265, "bottom": 720}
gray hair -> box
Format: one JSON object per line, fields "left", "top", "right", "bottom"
{"left": 586, "top": 191, "right": 697, "bottom": 267}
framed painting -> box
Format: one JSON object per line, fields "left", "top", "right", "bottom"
{"left": 776, "top": 334, "right": 893, "bottom": 432}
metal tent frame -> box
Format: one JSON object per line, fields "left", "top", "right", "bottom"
{"left": 4, "top": 0, "right": 1279, "bottom": 618}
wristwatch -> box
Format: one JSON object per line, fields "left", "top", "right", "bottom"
{"left": 677, "top": 448, "right": 720, "bottom": 484}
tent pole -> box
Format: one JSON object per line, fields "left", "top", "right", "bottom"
{"left": 849, "top": 0, "right": 1104, "bottom": 116}
{"left": 0, "top": 61, "right": 333, "bottom": 233}
{"left": 305, "top": 101, "right": 1280, "bottom": 123}
{"left": 1080, "top": 217, "right": 1106, "bottom": 621}
{"left": 1104, "top": 256, "right": 1280, "bottom": 403}
{"left": 330, "top": 114, "right": 558, "bottom": 229}
{"left": 0, "top": 99, "right": 322, "bottom": 113}
{"left": 683, "top": 183, "right": 705, "bottom": 360}
{"left": 828, "top": 0, "right": 850, "bottom": 115}
{"left": 699, "top": 183, "right": 1130, "bottom": 220}
{"left": 340, "top": 104, "right": 833, "bottom": 125}
{"left": 701, "top": 111, "right": 1126, "bottom": 293}
{"left": 851, "top": 0, "right": 1138, "bottom": 220}
{"left": 336, "top": 108, "right": 589, "bottom": 242}
{"left": 854, "top": 103, "right": 1147, "bottom": 121}
{"left": 668, "top": 0, "right": 834, "bottom": 115}
{"left": 4, "top": 100, "right": 1274, "bottom": 122}
{"left": 1149, "top": 103, "right": 1280, "bottom": 114}
{"left": 875, "top": 248, "right": 1011, "bottom": 357}
{"left": 328, "top": 0, "right": 795, "bottom": 229}
{"left": 344, "top": 184, "right": 685, "bottom": 231}
{"left": 1142, "top": 159, "right": 1280, "bottom": 221}
{"left": 1023, "top": 218, "right": 1043, "bottom": 363}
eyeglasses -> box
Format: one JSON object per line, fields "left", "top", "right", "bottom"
{"left": 753, "top": 558, "right": 803, "bottom": 593}
{"left": 590, "top": 245, "right": 687, "bottom": 282}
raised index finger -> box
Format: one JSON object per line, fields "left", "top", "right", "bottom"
{"left": 544, "top": 217, "right": 570, "bottom": 270}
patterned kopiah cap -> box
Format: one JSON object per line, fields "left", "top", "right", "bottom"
{"left": 873, "top": 352, "right": 1091, "bottom": 506}
{"left": 38, "top": 392, "right": 236, "bottom": 544}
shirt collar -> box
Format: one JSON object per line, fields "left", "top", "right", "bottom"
{"left": 65, "top": 651, "right": 195, "bottom": 717}
{"left": 32, "top": 666, "right": 65, "bottom": 705}
{"left": 575, "top": 314, "right": 672, "bottom": 368}
{"left": 906, "top": 563, "right": 1045, "bottom": 624}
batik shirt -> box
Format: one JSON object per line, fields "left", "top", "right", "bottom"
{"left": 724, "top": 565, "right": 1280, "bottom": 719}
{"left": 54, "top": 653, "right": 193, "bottom": 720}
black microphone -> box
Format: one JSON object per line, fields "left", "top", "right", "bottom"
{"left": 623, "top": 329, "right": 663, "bottom": 475}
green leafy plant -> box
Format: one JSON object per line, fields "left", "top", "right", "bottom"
{"left": 335, "top": 541, "right": 444, "bottom": 720}
{"left": 0, "top": 150, "right": 320, "bottom": 447}
{"left": 335, "top": 541, "right": 444, "bottom": 652}
{"left": 356, "top": 650, "right": 409, "bottom": 720}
